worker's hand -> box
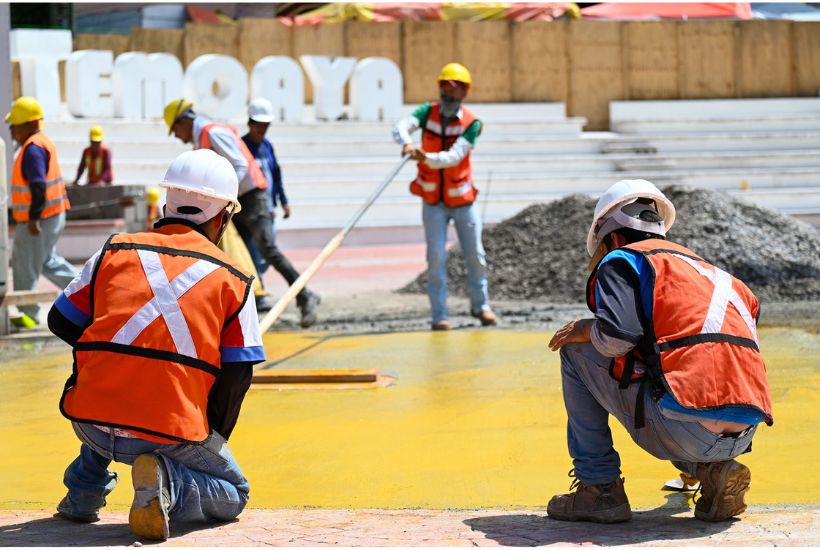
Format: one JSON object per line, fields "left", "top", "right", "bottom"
{"left": 27, "top": 219, "right": 41, "bottom": 236}
{"left": 402, "top": 144, "right": 426, "bottom": 161}
{"left": 71, "top": 179, "right": 79, "bottom": 187}
{"left": 548, "top": 318, "right": 595, "bottom": 351}
{"left": 282, "top": 204, "right": 291, "bottom": 219}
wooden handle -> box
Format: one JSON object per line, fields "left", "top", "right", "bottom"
{"left": 258, "top": 231, "right": 344, "bottom": 333}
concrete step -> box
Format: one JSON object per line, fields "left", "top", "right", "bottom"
{"left": 603, "top": 132, "right": 820, "bottom": 153}
{"left": 613, "top": 116, "right": 820, "bottom": 134}
{"left": 67, "top": 150, "right": 820, "bottom": 183}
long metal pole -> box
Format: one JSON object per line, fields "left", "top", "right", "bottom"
{"left": 259, "top": 155, "right": 410, "bottom": 333}
{"left": 0, "top": 4, "right": 13, "bottom": 335}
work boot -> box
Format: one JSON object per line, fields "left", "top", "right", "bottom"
{"left": 472, "top": 309, "right": 498, "bottom": 326}
{"left": 431, "top": 320, "right": 452, "bottom": 331}
{"left": 694, "top": 459, "right": 751, "bottom": 522}
{"left": 56, "top": 496, "right": 100, "bottom": 523}
{"left": 129, "top": 453, "right": 171, "bottom": 541}
{"left": 298, "top": 291, "right": 321, "bottom": 328}
{"left": 255, "top": 295, "right": 273, "bottom": 313}
{"left": 547, "top": 470, "right": 632, "bottom": 523}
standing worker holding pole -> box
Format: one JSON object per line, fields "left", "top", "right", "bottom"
{"left": 163, "top": 98, "right": 321, "bottom": 328}
{"left": 392, "top": 63, "right": 497, "bottom": 331}
{"left": 72, "top": 125, "right": 113, "bottom": 186}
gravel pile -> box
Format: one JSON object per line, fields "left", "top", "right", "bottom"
{"left": 400, "top": 186, "right": 820, "bottom": 303}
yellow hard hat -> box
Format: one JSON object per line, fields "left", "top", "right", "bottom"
{"left": 163, "top": 98, "right": 193, "bottom": 134}
{"left": 89, "top": 125, "right": 104, "bottom": 142}
{"left": 5, "top": 96, "right": 44, "bottom": 126}
{"left": 438, "top": 63, "right": 472, "bottom": 89}
{"left": 146, "top": 186, "right": 161, "bottom": 207}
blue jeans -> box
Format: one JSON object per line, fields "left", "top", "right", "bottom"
{"left": 422, "top": 202, "right": 489, "bottom": 323}
{"left": 61, "top": 422, "right": 249, "bottom": 523}
{"left": 12, "top": 211, "right": 78, "bottom": 320}
{"left": 559, "top": 343, "right": 757, "bottom": 485}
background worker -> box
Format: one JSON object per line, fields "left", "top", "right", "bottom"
{"left": 48, "top": 150, "right": 265, "bottom": 541}
{"left": 392, "top": 62, "right": 496, "bottom": 331}
{"left": 547, "top": 179, "right": 773, "bottom": 524}
{"left": 241, "top": 98, "right": 297, "bottom": 312}
{"left": 164, "top": 98, "right": 320, "bottom": 328}
{"left": 72, "top": 125, "right": 113, "bottom": 186}
{"left": 5, "top": 96, "right": 77, "bottom": 325}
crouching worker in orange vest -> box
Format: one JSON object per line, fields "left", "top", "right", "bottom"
{"left": 547, "top": 179, "right": 773, "bottom": 524}
{"left": 48, "top": 149, "right": 265, "bottom": 541}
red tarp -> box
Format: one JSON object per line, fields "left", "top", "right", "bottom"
{"left": 581, "top": 3, "right": 752, "bottom": 20}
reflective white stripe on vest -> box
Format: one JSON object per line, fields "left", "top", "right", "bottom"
{"left": 672, "top": 254, "right": 758, "bottom": 344}
{"left": 419, "top": 181, "right": 437, "bottom": 192}
{"left": 447, "top": 182, "right": 473, "bottom": 197}
{"left": 111, "top": 251, "right": 220, "bottom": 358}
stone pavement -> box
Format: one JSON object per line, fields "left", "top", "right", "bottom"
{"left": 2, "top": 504, "right": 818, "bottom": 547}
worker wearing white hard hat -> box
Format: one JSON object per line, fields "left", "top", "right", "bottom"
{"left": 241, "top": 97, "right": 310, "bottom": 314}
{"left": 48, "top": 149, "right": 264, "bottom": 541}
{"left": 546, "top": 179, "right": 773, "bottom": 525}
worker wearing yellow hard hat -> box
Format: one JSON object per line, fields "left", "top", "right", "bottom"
{"left": 73, "top": 125, "right": 113, "bottom": 186}
{"left": 162, "top": 97, "right": 321, "bottom": 327}
{"left": 4, "top": 96, "right": 77, "bottom": 326}
{"left": 391, "top": 62, "right": 497, "bottom": 331}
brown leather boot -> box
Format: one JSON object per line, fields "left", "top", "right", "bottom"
{"left": 694, "top": 459, "right": 751, "bottom": 522}
{"left": 431, "top": 320, "right": 452, "bottom": 331}
{"left": 548, "top": 470, "right": 632, "bottom": 523}
{"left": 473, "top": 309, "right": 498, "bottom": 326}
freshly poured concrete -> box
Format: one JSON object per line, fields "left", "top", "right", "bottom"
{"left": 0, "top": 328, "right": 818, "bottom": 513}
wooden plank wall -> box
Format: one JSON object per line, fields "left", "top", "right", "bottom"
{"left": 41, "top": 20, "right": 820, "bottom": 129}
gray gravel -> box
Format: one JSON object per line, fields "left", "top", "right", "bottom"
{"left": 401, "top": 186, "right": 820, "bottom": 304}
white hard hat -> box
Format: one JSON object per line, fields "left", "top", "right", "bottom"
{"left": 248, "top": 97, "right": 275, "bottom": 123}
{"left": 587, "top": 179, "right": 676, "bottom": 257}
{"left": 160, "top": 150, "right": 241, "bottom": 225}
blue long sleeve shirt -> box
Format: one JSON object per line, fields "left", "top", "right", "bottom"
{"left": 241, "top": 135, "right": 287, "bottom": 207}
{"left": 22, "top": 142, "right": 50, "bottom": 221}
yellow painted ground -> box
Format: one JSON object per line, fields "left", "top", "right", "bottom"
{"left": 0, "top": 328, "right": 817, "bottom": 511}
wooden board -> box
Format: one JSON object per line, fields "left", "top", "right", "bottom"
{"left": 792, "top": 22, "right": 820, "bottom": 96}
{"left": 511, "top": 21, "right": 568, "bottom": 103}
{"left": 237, "top": 17, "right": 292, "bottom": 71}
{"left": 346, "top": 22, "right": 401, "bottom": 66}
{"left": 128, "top": 28, "right": 184, "bottom": 62}
{"left": 678, "top": 21, "right": 736, "bottom": 98}
{"left": 1, "top": 290, "right": 58, "bottom": 307}
{"left": 292, "top": 22, "right": 346, "bottom": 103}
{"left": 73, "top": 33, "right": 131, "bottom": 59}
{"left": 624, "top": 21, "right": 679, "bottom": 100}
{"left": 737, "top": 20, "right": 794, "bottom": 97}
{"left": 568, "top": 21, "right": 624, "bottom": 130}
{"left": 455, "top": 21, "right": 512, "bottom": 102}
{"left": 252, "top": 368, "right": 379, "bottom": 384}
{"left": 402, "top": 21, "right": 457, "bottom": 103}
{"left": 11, "top": 60, "right": 20, "bottom": 99}
{"left": 183, "top": 22, "right": 239, "bottom": 67}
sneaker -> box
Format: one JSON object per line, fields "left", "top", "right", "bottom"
{"left": 298, "top": 291, "right": 321, "bottom": 328}
{"left": 255, "top": 295, "right": 273, "bottom": 313}
{"left": 129, "top": 454, "right": 171, "bottom": 541}
{"left": 547, "top": 470, "right": 632, "bottom": 523}
{"left": 431, "top": 320, "right": 452, "bottom": 331}
{"left": 56, "top": 496, "right": 99, "bottom": 523}
{"left": 694, "top": 459, "right": 751, "bottom": 522}
{"left": 472, "top": 309, "right": 498, "bottom": 326}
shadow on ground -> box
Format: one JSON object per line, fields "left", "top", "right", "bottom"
{"left": 0, "top": 514, "right": 235, "bottom": 547}
{"left": 465, "top": 494, "right": 733, "bottom": 546}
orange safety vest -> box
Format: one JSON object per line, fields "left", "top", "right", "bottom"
{"left": 60, "top": 222, "right": 255, "bottom": 443}
{"left": 586, "top": 239, "right": 773, "bottom": 426}
{"left": 411, "top": 103, "right": 479, "bottom": 208}
{"left": 83, "top": 145, "right": 109, "bottom": 184}
{"left": 199, "top": 122, "right": 267, "bottom": 193}
{"left": 11, "top": 131, "right": 70, "bottom": 223}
